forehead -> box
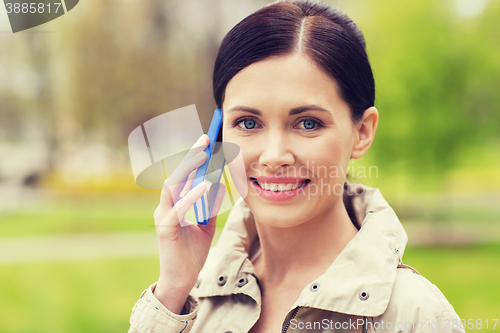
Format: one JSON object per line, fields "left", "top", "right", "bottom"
{"left": 222, "top": 53, "right": 348, "bottom": 117}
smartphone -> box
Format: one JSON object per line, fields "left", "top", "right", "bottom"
{"left": 191, "top": 108, "right": 225, "bottom": 224}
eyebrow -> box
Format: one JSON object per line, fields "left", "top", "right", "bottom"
{"left": 226, "top": 105, "right": 332, "bottom": 116}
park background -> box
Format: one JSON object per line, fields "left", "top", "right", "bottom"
{"left": 0, "top": 0, "right": 499, "bottom": 331}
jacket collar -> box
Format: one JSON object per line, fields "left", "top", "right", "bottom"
{"left": 194, "top": 182, "right": 407, "bottom": 317}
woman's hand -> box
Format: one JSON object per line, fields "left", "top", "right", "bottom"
{"left": 152, "top": 134, "right": 226, "bottom": 314}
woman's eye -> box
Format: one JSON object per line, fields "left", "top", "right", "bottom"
{"left": 238, "top": 119, "right": 257, "bottom": 129}
{"left": 298, "top": 119, "right": 318, "bottom": 130}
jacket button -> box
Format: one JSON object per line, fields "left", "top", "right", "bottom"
{"left": 359, "top": 290, "right": 370, "bottom": 301}
{"left": 236, "top": 276, "right": 248, "bottom": 287}
{"left": 310, "top": 283, "right": 320, "bottom": 292}
{"left": 217, "top": 275, "right": 228, "bottom": 286}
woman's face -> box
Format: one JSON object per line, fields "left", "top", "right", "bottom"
{"left": 222, "top": 53, "right": 359, "bottom": 228}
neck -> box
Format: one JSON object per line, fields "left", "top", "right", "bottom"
{"left": 253, "top": 197, "right": 358, "bottom": 287}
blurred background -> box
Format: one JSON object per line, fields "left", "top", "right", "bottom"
{"left": 0, "top": 0, "right": 499, "bottom": 331}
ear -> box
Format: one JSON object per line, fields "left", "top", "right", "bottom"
{"left": 351, "top": 106, "right": 379, "bottom": 159}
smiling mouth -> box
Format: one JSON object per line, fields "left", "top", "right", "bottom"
{"left": 250, "top": 178, "right": 311, "bottom": 191}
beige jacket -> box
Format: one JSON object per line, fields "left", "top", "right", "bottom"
{"left": 128, "top": 183, "right": 465, "bottom": 333}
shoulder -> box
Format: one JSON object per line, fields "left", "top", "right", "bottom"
{"left": 374, "top": 264, "right": 465, "bottom": 332}
{"left": 391, "top": 264, "right": 455, "bottom": 313}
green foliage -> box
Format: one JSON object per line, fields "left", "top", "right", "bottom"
{"left": 1, "top": 0, "right": 498, "bottom": 192}
{"left": 345, "top": 0, "right": 500, "bottom": 191}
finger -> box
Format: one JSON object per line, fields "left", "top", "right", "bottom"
{"left": 158, "top": 134, "right": 208, "bottom": 210}
{"left": 159, "top": 178, "right": 174, "bottom": 208}
{"left": 164, "top": 150, "right": 207, "bottom": 204}
{"left": 169, "top": 150, "right": 207, "bottom": 199}
{"left": 172, "top": 182, "right": 206, "bottom": 225}
{"left": 179, "top": 134, "right": 209, "bottom": 164}
{"left": 179, "top": 169, "right": 196, "bottom": 198}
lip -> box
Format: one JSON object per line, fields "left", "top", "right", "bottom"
{"left": 249, "top": 176, "right": 311, "bottom": 202}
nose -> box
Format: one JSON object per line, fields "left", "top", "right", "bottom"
{"left": 258, "top": 132, "right": 295, "bottom": 169}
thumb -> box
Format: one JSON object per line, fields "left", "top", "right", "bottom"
{"left": 172, "top": 182, "right": 206, "bottom": 225}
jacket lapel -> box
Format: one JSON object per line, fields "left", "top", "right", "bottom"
{"left": 195, "top": 183, "right": 407, "bottom": 318}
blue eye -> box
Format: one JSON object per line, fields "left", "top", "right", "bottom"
{"left": 303, "top": 120, "right": 315, "bottom": 129}
{"left": 239, "top": 119, "right": 256, "bottom": 129}
{"left": 299, "top": 119, "right": 318, "bottom": 130}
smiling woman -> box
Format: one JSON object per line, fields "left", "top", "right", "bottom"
{"left": 221, "top": 53, "right": 370, "bottom": 234}
{"left": 128, "top": 1, "right": 464, "bottom": 333}
{"left": 221, "top": 54, "right": 376, "bottom": 230}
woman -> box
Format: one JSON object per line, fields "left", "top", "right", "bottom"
{"left": 128, "top": 1, "right": 464, "bottom": 332}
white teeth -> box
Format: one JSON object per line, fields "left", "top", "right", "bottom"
{"left": 256, "top": 181, "right": 307, "bottom": 191}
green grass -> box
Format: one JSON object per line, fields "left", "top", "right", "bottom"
{"left": 0, "top": 191, "right": 159, "bottom": 237}
{"left": 0, "top": 258, "right": 159, "bottom": 333}
{"left": 0, "top": 190, "right": 231, "bottom": 237}
{"left": 404, "top": 242, "right": 500, "bottom": 331}
{"left": 0, "top": 243, "right": 499, "bottom": 333}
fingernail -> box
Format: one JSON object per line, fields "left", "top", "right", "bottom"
{"left": 197, "top": 134, "right": 207, "bottom": 144}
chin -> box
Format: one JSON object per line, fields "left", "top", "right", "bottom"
{"left": 246, "top": 199, "right": 310, "bottom": 228}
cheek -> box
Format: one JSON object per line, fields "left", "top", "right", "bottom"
{"left": 223, "top": 133, "right": 259, "bottom": 171}
{"left": 296, "top": 135, "right": 350, "bottom": 180}
{"left": 242, "top": 144, "right": 261, "bottom": 172}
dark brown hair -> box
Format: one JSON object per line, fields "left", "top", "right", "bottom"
{"left": 213, "top": 0, "right": 375, "bottom": 122}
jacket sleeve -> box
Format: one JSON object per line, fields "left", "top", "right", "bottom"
{"left": 128, "top": 283, "right": 199, "bottom": 333}
{"left": 391, "top": 267, "right": 466, "bottom": 333}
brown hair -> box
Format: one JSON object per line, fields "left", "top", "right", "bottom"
{"left": 213, "top": 0, "right": 375, "bottom": 122}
